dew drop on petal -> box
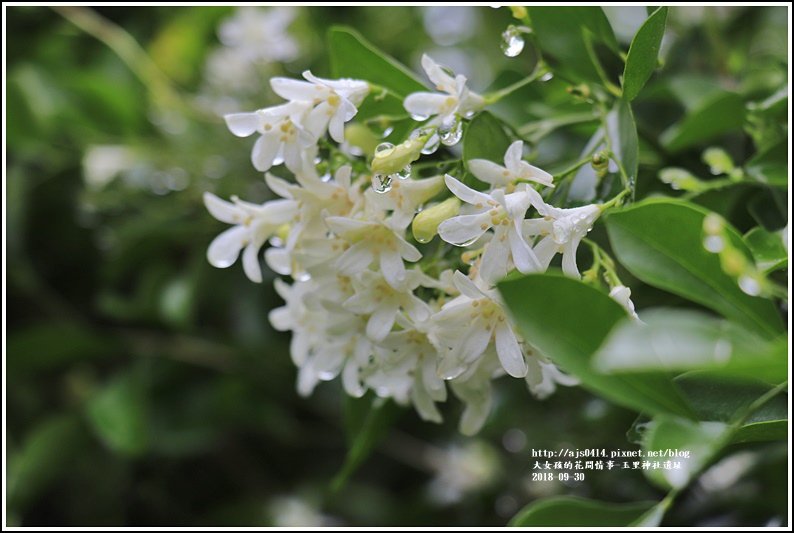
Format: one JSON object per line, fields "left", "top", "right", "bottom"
{"left": 540, "top": 72, "right": 554, "bottom": 82}
{"left": 396, "top": 165, "right": 411, "bottom": 180}
{"left": 320, "top": 172, "right": 332, "bottom": 182}
{"left": 500, "top": 25, "right": 525, "bottom": 57}
{"left": 703, "top": 235, "right": 724, "bottom": 253}
{"left": 439, "top": 117, "right": 463, "bottom": 146}
{"left": 738, "top": 275, "right": 761, "bottom": 296}
{"left": 372, "top": 173, "right": 393, "bottom": 194}
{"left": 271, "top": 154, "right": 285, "bottom": 167}
{"left": 421, "top": 133, "right": 441, "bottom": 155}
{"left": 411, "top": 112, "right": 430, "bottom": 121}
{"left": 375, "top": 142, "right": 395, "bottom": 157}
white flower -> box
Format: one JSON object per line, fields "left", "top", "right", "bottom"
{"left": 224, "top": 101, "right": 314, "bottom": 173}
{"left": 218, "top": 6, "right": 299, "bottom": 64}
{"left": 524, "top": 352, "right": 579, "bottom": 399}
{"left": 343, "top": 270, "right": 432, "bottom": 341}
{"left": 438, "top": 175, "right": 542, "bottom": 284}
{"left": 448, "top": 352, "right": 501, "bottom": 436}
{"left": 271, "top": 71, "right": 369, "bottom": 143}
{"left": 404, "top": 54, "right": 484, "bottom": 127}
{"left": 468, "top": 140, "right": 554, "bottom": 189}
{"left": 609, "top": 285, "right": 641, "bottom": 321}
{"left": 326, "top": 216, "right": 422, "bottom": 289}
{"left": 204, "top": 192, "right": 297, "bottom": 282}
{"left": 365, "top": 174, "right": 445, "bottom": 229}
{"left": 430, "top": 271, "right": 528, "bottom": 380}
{"left": 523, "top": 203, "right": 601, "bottom": 278}
{"left": 368, "top": 321, "right": 447, "bottom": 423}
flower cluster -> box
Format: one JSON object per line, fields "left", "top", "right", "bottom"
{"left": 205, "top": 55, "right": 631, "bottom": 434}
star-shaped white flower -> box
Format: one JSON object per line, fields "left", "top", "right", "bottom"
{"left": 343, "top": 270, "right": 432, "bottom": 342}
{"left": 365, "top": 174, "right": 445, "bottom": 229}
{"left": 430, "top": 271, "right": 528, "bottom": 380}
{"left": 404, "top": 54, "right": 484, "bottom": 127}
{"left": 468, "top": 140, "right": 554, "bottom": 189}
{"left": 522, "top": 203, "right": 601, "bottom": 278}
{"left": 326, "top": 216, "right": 422, "bottom": 289}
{"left": 224, "top": 101, "right": 314, "bottom": 173}
{"left": 369, "top": 319, "right": 447, "bottom": 423}
{"left": 271, "top": 71, "right": 369, "bottom": 143}
{"left": 438, "top": 175, "right": 542, "bottom": 283}
{"left": 204, "top": 192, "right": 297, "bottom": 282}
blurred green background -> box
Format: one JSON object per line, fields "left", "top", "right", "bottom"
{"left": 5, "top": 5, "right": 788, "bottom": 526}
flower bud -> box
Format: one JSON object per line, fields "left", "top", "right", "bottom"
{"left": 345, "top": 122, "right": 380, "bottom": 157}
{"left": 411, "top": 197, "right": 461, "bottom": 244}
{"left": 371, "top": 135, "right": 427, "bottom": 176}
{"left": 509, "top": 6, "right": 528, "bottom": 19}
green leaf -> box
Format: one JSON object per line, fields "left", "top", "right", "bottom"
{"left": 7, "top": 415, "right": 86, "bottom": 512}
{"left": 744, "top": 226, "right": 787, "bottom": 273}
{"left": 674, "top": 373, "right": 788, "bottom": 443}
{"left": 331, "top": 395, "right": 401, "bottom": 492}
{"left": 607, "top": 98, "right": 639, "bottom": 186}
{"left": 328, "top": 26, "right": 426, "bottom": 97}
{"left": 463, "top": 111, "right": 512, "bottom": 190}
{"left": 661, "top": 92, "right": 745, "bottom": 152}
{"left": 745, "top": 140, "right": 788, "bottom": 186}
{"left": 499, "top": 273, "right": 694, "bottom": 418}
{"left": 622, "top": 7, "right": 668, "bottom": 101}
{"left": 642, "top": 415, "right": 729, "bottom": 489}
{"left": 527, "top": 7, "right": 618, "bottom": 84}
{"left": 7, "top": 323, "right": 116, "bottom": 374}
{"left": 605, "top": 198, "right": 784, "bottom": 338}
{"left": 594, "top": 309, "right": 787, "bottom": 384}
{"left": 86, "top": 371, "right": 150, "bottom": 456}
{"left": 510, "top": 496, "right": 656, "bottom": 527}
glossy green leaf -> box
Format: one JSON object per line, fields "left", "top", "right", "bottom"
{"left": 328, "top": 26, "right": 426, "bottom": 97}
{"left": 499, "top": 273, "right": 694, "bottom": 418}
{"left": 661, "top": 92, "right": 745, "bottom": 152}
{"left": 510, "top": 496, "right": 656, "bottom": 527}
{"left": 642, "top": 415, "right": 729, "bottom": 489}
{"left": 86, "top": 371, "right": 150, "bottom": 456}
{"left": 744, "top": 226, "right": 787, "bottom": 273}
{"left": 745, "top": 140, "right": 788, "bottom": 186}
{"left": 605, "top": 199, "right": 784, "bottom": 338}
{"left": 594, "top": 309, "right": 787, "bottom": 384}
{"left": 622, "top": 7, "right": 668, "bottom": 101}
{"left": 331, "top": 395, "right": 401, "bottom": 492}
{"left": 463, "top": 111, "right": 512, "bottom": 190}
{"left": 674, "top": 373, "right": 788, "bottom": 443}
{"left": 528, "top": 7, "right": 618, "bottom": 84}
{"left": 607, "top": 98, "right": 639, "bottom": 185}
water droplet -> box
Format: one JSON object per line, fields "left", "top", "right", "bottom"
{"left": 395, "top": 165, "right": 411, "bottom": 180}
{"left": 410, "top": 112, "right": 430, "bottom": 121}
{"left": 500, "top": 25, "right": 525, "bottom": 57}
{"left": 415, "top": 234, "right": 432, "bottom": 244}
{"left": 381, "top": 126, "right": 394, "bottom": 138}
{"left": 320, "top": 172, "right": 332, "bottom": 182}
{"left": 703, "top": 235, "right": 724, "bottom": 253}
{"left": 439, "top": 117, "right": 463, "bottom": 146}
{"left": 421, "top": 133, "right": 441, "bottom": 155}
{"left": 738, "top": 275, "right": 761, "bottom": 296}
{"left": 462, "top": 109, "right": 477, "bottom": 119}
{"left": 540, "top": 72, "right": 554, "bottom": 82}
{"left": 372, "top": 174, "right": 392, "bottom": 194}
{"left": 271, "top": 154, "right": 285, "bottom": 167}
{"left": 375, "top": 142, "right": 395, "bottom": 155}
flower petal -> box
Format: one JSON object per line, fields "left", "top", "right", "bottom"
{"left": 412, "top": 381, "right": 443, "bottom": 423}
{"left": 251, "top": 132, "right": 280, "bottom": 172}
{"left": 265, "top": 173, "right": 295, "bottom": 199}
{"left": 366, "top": 305, "right": 398, "bottom": 342}
{"left": 495, "top": 323, "right": 528, "bottom": 378}
{"left": 242, "top": 242, "right": 263, "bottom": 283}
{"left": 452, "top": 270, "right": 488, "bottom": 299}
{"left": 509, "top": 221, "right": 542, "bottom": 273}
{"left": 458, "top": 322, "right": 492, "bottom": 363}
{"left": 224, "top": 112, "right": 260, "bottom": 137}
{"left": 503, "top": 140, "right": 524, "bottom": 173}
{"left": 270, "top": 77, "right": 322, "bottom": 101}
{"left": 264, "top": 247, "right": 292, "bottom": 275}
{"left": 342, "top": 358, "right": 366, "bottom": 398}
{"left": 404, "top": 92, "right": 448, "bottom": 118}
{"left": 421, "top": 54, "right": 456, "bottom": 93}
{"left": 203, "top": 192, "right": 240, "bottom": 224}
{"left": 335, "top": 241, "right": 374, "bottom": 275}
{"left": 519, "top": 161, "right": 555, "bottom": 188}
{"left": 207, "top": 226, "right": 247, "bottom": 268}
{"left": 328, "top": 111, "right": 346, "bottom": 143}
{"left": 532, "top": 235, "right": 560, "bottom": 270}
{"left": 562, "top": 235, "right": 584, "bottom": 278}
{"left": 438, "top": 213, "right": 490, "bottom": 246}
{"left": 468, "top": 159, "right": 511, "bottom": 186}
{"left": 444, "top": 174, "right": 492, "bottom": 206}
{"left": 380, "top": 248, "right": 407, "bottom": 288}
{"left": 479, "top": 236, "right": 510, "bottom": 284}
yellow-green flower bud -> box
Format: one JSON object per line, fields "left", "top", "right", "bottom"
{"left": 411, "top": 197, "right": 461, "bottom": 244}
{"left": 345, "top": 122, "right": 380, "bottom": 157}
{"left": 509, "top": 6, "right": 528, "bottom": 20}
{"left": 371, "top": 135, "right": 427, "bottom": 176}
